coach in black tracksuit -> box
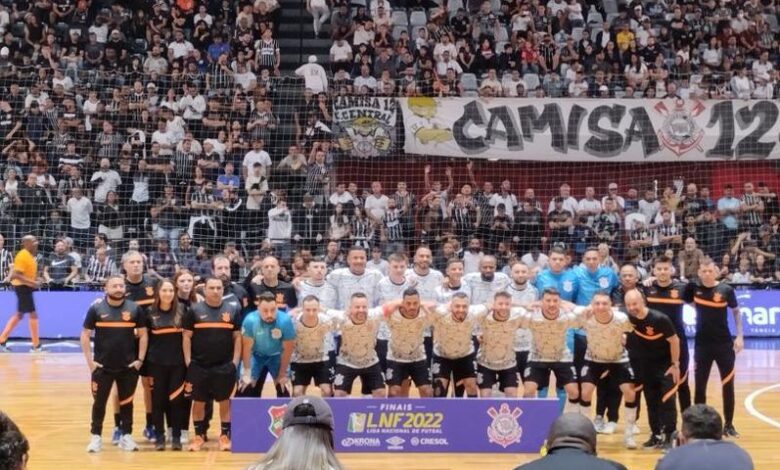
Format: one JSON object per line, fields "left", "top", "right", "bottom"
{"left": 81, "top": 277, "right": 146, "bottom": 445}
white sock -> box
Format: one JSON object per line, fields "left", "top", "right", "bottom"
{"left": 624, "top": 405, "right": 637, "bottom": 433}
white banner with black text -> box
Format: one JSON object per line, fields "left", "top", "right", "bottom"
{"left": 399, "top": 97, "right": 780, "bottom": 162}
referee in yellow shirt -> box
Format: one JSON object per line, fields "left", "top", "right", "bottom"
{"left": 0, "top": 235, "right": 42, "bottom": 352}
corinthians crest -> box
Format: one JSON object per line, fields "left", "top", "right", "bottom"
{"left": 487, "top": 403, "right": 523, "bottom": 448}
{"left": 655, "top": 99, "right": 705, "bottom": 156}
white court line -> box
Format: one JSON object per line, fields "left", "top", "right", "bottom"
{"left": 744, "top": 383, "right": 780, "bottom": 429}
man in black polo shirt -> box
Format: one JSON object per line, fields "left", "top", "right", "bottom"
{"left": 81, "top": 276, "right": 147, "bottom": 453}
{"left": 248, "top": 255, "right": 297, "bottom": 311}
{"left": 212, "top": 254, "right": 250, "bottom": 315}
{"left": 120, "top": 250, "right": 158, "bottom": 443}
{"left": 183, "top": 277, "right": 242, "bottom": 452}
{"left": 683, "top": 258, "right": 743, "bottom": 438}
{"left": 644, "top": 255, "right": 691, "bottom": 413}
{"left": 624, "top": 289, "right": 680, "bottom": 451}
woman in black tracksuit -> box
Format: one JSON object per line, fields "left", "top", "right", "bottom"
{"left": 174, "top": 269, "right": 199, "bottom": 445}
{"left": 146, "top": 278, "right": 187, "bottom": 450}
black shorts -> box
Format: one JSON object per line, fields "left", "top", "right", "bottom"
{"left": 333, "top": 363, "right": 385, "bottom": 393}
{"left": 477, "top": 364, "right": 519, "bottom": 390}
{"left": 185, "top": 361, "right": 237, "bottom": 402}
{"left": 515, "top": 351, "right": 529, "bottom": 381}
{"left": 432, "top": 353, "right": 476, "bottom": 383}
{"left": 525, "top": 362, "right": 577, "bottom": 387}
{"left": 14, "top": 285, "right": 35, "bottom": 313}
{"left": 291, "top": 361, "right": 332, "bottom": 387}
{"left": 580, "top": 361, "right": 635, "bottom": 386}
{"left": 386, "top": 359, "right": 431, "bottom": 387}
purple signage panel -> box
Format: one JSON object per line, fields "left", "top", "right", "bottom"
{"left": 0, "top": 291, "right": 103, "bottom": 338}
{"left": 231, "top": 397, "right": 559, "bottom": 454}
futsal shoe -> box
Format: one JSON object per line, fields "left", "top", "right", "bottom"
{"left": 30, "top": 345, "right": 45, "bottom": 353}
{"left": 86, "top": 435, "right": 102, "bottom": 453}
{"left": 0, "top": 343, "right": 10, "bottom": 353}
{"left": 155, "top": 432, "right": 165, "bottom": 451}
{"left": 659, "top": 433, "right": 674, "bottom": 453}
{"left": 593, "top": 416, "right": 605, "bottom": 433}
{"left": 723, "top": 424, "right": 740, "bottom": 438}
{"left": 218, "top": 435, "right": 232, "bottom": 451}
{"left": 118, "top": 434, "right": 139, "bottom": 452}
{"left": 642, "top": 435, "right": 662, "bottom": 449}
{"left": 180, "top": 430, "right": 190, "bottom": 444}
{"left": 111, "top": 427, "right": 121, "bottom": 445}
{"left": 171, "top": 437, "right": 183, "bottom": 451}
{"left": 143, "top": 425, "right": 155, "bottom": 442}
{"left": 601, "top": 421, "right": 617, "bottom": 434}
{"left": 189, "top": 435, "right": 206, "bottom": 452}
{"left": 624, "top": 431, "right": 637, "bottom": 450}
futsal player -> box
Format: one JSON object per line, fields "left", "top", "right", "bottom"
{"left": 434, "top": 258, "right": 468, "bottom": 302}
{"left": 0, "top": 235, "right": 41, "bottom": 353}
{"left": 506, "top": 261, "right": 538, "bottom": 389}
{"left": 430, "top": 292, "right": 483, "bottom": 398}
{"left": 329, "top": 292, "right": 391, "bottom": 398}
{"left": 520, "top": 288, "right": 583, "bottom": 413}
{"left": 288, "top": 295, "right": 335, "bottom": 397}
{"left": 183, "top": 277, "right": 242, "bottom": 452}
{"left": 145, "top": 279, "right": 187, "bottom": 450}
{"left": 384, "top": 288, "right": 434, "bottom": 398}
{"left": 375, "top": 253, "right": 415, "bottom": 376}
{"left": 121, "top": 250, "right": 158, "bottom": 442}
{"left": 81, "top": 276, "right": 146, "bottom": 453}
{"left": 406, "top": 246, "right": 444, "bottom": 365}
{"left": 295, "top": 257, "right": 336, "bottom": 380}
{"left": 644, "top": 255, "right": 692, "bottom": 413}
{"left": 463, "top": 255, "right": 510, "bottom": 304}
{"left": 577, "top": 292, "right": 638, "bottom": 449}
{"left": 683, "top": 259, "right": 743, "bottom": 438}
{"left": 624, "top": 289, "right": 680, "bottom": 451}
{"left": 238, "top": 292, "right": 296, "bottom": 397}
{"left": 476, "top": 291, "right": 526, "bottom": 398}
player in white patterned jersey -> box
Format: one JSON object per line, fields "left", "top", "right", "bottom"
{"left": 295, "top": 258, "right": 337, "bottom": 363}
{"left": 384, "top": 288, "right": 436, "bottom": 397}
{"left": 475, "top": 292, "right": 527, "bottom": 397}
{"left": 288, "top": 296, "right": 336, "bottom": 397}
{"left": 321, "top": 247, "right": 382, "bottom": 309}
{"left": 577, "top": 291, "right": 639, "bottom": 449}
{"left": 506, "top": 261, "right": 538, "bottom": 385}
{"left": 520, "top": 287, "right": 585, "bottom": 415}
{"left": 435, "top": 258, "right": 468, "bottom": 303}
{"left": 405, "top": 246, "right": 443, "bottom": 365}
{"left": 328, "top": 293, "right": 396, "bottom": 397}
{"left": 430, "top": 293, "right": 488, "bottom": 397}
{"left": 463, "top": 255, "right": 511, "bottom": 305}
{"left": 375, "top": 253, "right": 414, "bottom": 375}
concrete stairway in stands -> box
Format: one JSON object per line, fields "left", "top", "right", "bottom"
{"left": 277, "top": 0, "right": 333, "bottom": 73}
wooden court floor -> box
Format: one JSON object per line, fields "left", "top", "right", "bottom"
{"left": 1, "top": 349, "right": 780, "bottom": 470}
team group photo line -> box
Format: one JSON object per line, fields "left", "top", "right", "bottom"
{"left": 0, "top": 238, "right": 742, "bottom": 454}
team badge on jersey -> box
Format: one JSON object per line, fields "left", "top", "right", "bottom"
{"left": 271, "top": 328, "right": 282, "bottom": 339}
{"left": 121, "top": 311, "right": 131, "bottom": 322}
{"left": 487, "top": 403, "right": 523, "bottom": 448}
{"left": 267, "top": 405, "right": 287, "bottom": 438}
{"left": 145, "top": 286, "right": 154, "bottom": 297}
{"left": 670, "top": 289, "right": 679, "bottom": 299}
{"left": 222, "top": 312, "right": 231, "bottom": 322}
{"left": 598, "top": 277, "right": 610, "bottom": 289}
{"left": 645, "top": 326, "right": 655, "bottom": 336}
{"left": 562, "top": 281, "right": 573, "bottom": 292}
{"left": 713, "top": 292, "right": 722, "bottom": 303}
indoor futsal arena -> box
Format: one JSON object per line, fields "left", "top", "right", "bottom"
{"left": 0, "top": 0, "right": 779, "bottom": 469}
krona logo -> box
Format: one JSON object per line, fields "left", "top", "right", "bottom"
{"left": 267, "top": 405, "right": 288, "bottom": 438}
{"left": 487, "top": 403, "right": 523, "bottom": 448}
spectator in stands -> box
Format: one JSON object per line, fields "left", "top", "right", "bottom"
{"left": 655, "top": 404, "right": 752, "bottom": 470}
{"left": 295, "top": 56, "right": 329, "bottom": 94}
{"left": 65, "top": 187, "right": 93, "bottom": 250}
{"left": 148, "top": 239, "right": 176, "bottom": 281}
{"left": 43, "top": 239, "right": 78, "bottom": 290}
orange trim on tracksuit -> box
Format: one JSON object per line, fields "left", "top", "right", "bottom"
{"left": 693, "top": 297, "right": 728, "bottom": 308}
{"left": 169, "top": 383, "right": 185, "bottom": 400}
{"left": 646, "top": 297, "right": 684, "bottom": 305}
{"left": 722, "top": 369, "right": 735, "bottom": 385}
{"left": 95, "top": 322, "right": 136, "bottom": 328}
{"left": 134, "top": 299, "right": 154, "bottom": 306}
{"left": 193, "top": 323, "right": 234, "bottom": 329}
{"left": 151, "top": 327, "right": 183, "bottom": 335}
{"left": 662, "top": 383, "right": 679, "bottom": 403}
{"left": 633, "top": 330, "right": 664, "bottom": 340}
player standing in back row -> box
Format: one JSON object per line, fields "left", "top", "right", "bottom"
{"left": 644, "top": 255, "right": 691, "bottom": 413}
{"left": 0, "top": 235, "right": 41, "bottom": 353}
{"left": 683, "top": 258, "right": 743, "bottom": 438}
